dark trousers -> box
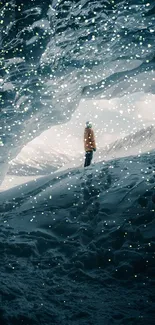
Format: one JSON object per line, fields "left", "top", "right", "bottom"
{"left": 84, "top": 151, "right": 93, "bottom": 167}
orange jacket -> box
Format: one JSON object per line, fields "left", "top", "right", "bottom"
{"left": 84, "top": 128, "right": 96, "bottom": 151}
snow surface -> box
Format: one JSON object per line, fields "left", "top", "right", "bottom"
{"left": 98, "top": 125, "right": 155, "bottom": 161}
{"left": 8, "top": 145, "right": 73, "bottom": 176}
{"left": 0, "top": 175, "right": 43, "bottom": 192}
{"left": 0, "top": 152, "right": 155, "bottom": 324}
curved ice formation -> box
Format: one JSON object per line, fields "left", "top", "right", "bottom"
{"left": 0, "top": 0, "right": 155, "bottom": 182}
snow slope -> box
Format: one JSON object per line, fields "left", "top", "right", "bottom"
{"left": 93, "top": 125, "right": 155, "bottom": 161}
{"left": 0, "top": 175, "right": 43, "bottom": 192}
{"left": 8, "top": 145, "right": 73, "bottom": 176}
{"left": 0, "top": 152, "right": 155, "bottom": 324}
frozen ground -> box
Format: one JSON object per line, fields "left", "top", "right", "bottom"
{"left": 0, "top": 152, "right": 155, "bottom": 324}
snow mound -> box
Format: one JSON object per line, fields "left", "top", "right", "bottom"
{"left": 0, "top": 153, "right": 155, "bottom": 324}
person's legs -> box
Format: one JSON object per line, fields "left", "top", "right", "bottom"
{"left": 84, "top": 151, "right": 93, "bottom": 167}
{"left": 88, "top": 151, "right": 93, "bottom": 165}
{"left": 84, "top": 152, "right": 88, "bottom": 167}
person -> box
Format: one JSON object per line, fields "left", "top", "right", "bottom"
{"left": 84, "top": 121, "right": 96, "bottom": 167}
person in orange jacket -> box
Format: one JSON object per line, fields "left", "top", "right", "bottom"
{"left": 84, "top": 121, "right": 96, "bottom": 167}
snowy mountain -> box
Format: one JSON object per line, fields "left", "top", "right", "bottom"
{"left": 8, "top": 145, "right": 73, "bottom": 176}
{"left": 96, "top": 125, "right": 155, "bottom": 161}
{"left": 0, "top": 152, "right": 155, "bottom": 324}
